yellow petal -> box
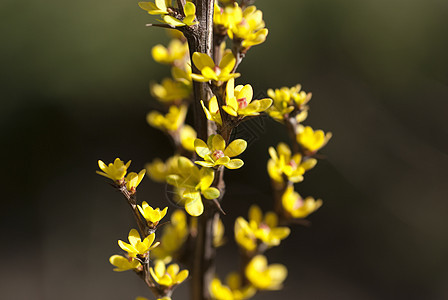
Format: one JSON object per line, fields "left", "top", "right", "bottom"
{"left": 202, "top": 187, "right": 220, "bottom": 199}
{"left": 192, "top": 52, "right": 215, "bottom": 70}
{"left": 167, "top": 263, "right": 179, "bottom": 277}
{"left": 128, "top": 229, "right": 141, "bottom": 246}
{"left": 225, "top": 159, "right": 244, "bottom": 169}
{"left": 118, "top": 240, "right": 135, "bottom": 254}
{"left": 222, "top": 105, "right": 238, "bottom": 117}
{"left": 201, "top": 66, "right": 219, "bottom": 81}
{"left": 219, "top": 52, "right": 236, "bottom": 73}
{"left": 195, "top": 161, "right": 215, "bottom": 168}
{"left": 215, "top": 156, "right": 230, "bottom": 165}
{"left": 201, "top": 100, "right": 213, "bottom": 120}
{"left": 155, "top": 0, "right": 167, "bottom": 11}
{"left": 154, "top": 260, "right": 166, "bottom": 277}
{"left": 198, "top": 167, "right": 214, "bottom": 190}
{"left": 185, "top": 194, "right": 204, "bottom": 216}
{"left": 256, "top": 98, "right": 273, "bottom": 111}
{"left": 267, "top": 264, "right": 288, "bottom": 287}
{"left": 225, "top": 78, "right": 237, "bottom": 111}
{"left": 264, "top": 211, "right": 278, "bottom": 227}
{"left": 184, "top": 1, "right": 196, "bottom": 16}
{"left": 249, "top": 205, "right": 262, "bottom": 224}
{"left": 152, "top": 45, "right": 168, "bottom": 63}
{"left": 143, "top": 233, "right": 156, "bottom": 248}
{"left": 212, "top": 134, "right": 226, "bottom": 151}
{"left": 190, "top": 73, "right": 210, "bottom": 82}
{"left": 162, "top": 15, "right": 185, "bottom": 27}
{"left": 237, "top": 84, "right": 253, "bottom": 103}
{"left": 224, "top": 139, "right": 247, "bottom": 157}
{"left": 175, "top": 269, "right": 189, "bottom": 284}
{"left": 194, "top": 139, "right": 211, "bottom": 158}
{"left": 183, "top": 15, "right": 198, "bottom": 26}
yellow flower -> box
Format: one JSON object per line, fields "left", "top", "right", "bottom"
{"left": 213, "top": 3, "right": 243, "bottom": 30}
{"left": 146, "top": 156, "right": 180, "bottom": 183}
{"left": 235, "top": 205, "right": 290, "bottom": 251}
{"left": 282, "top": 185, "right": 322, "bottom": 218}
{"left": 147, "top": 105, "right": 187, "bottom": 132}
{"left": 151, "top": 210, "right": 188, "bottom": 260}
{"left": 228, "top": 6, "right": 268, "bottom": 49}
{"left": 151, "top": 39, "right": 188, "bottom": 65}
{"left": 150, "top": 78, "right": 191, "bottom": 103}
{"left": 96, "top": 158, "right": 131, "bottom": 182}
{"left": 190, "top": 52, "right": 240, "bottom": 83}
{"left": 267, "top": 84, "right": 311, "bottom": 122}
{"left": 234, "top": 217, "right": 257, "bottom": 252}
{"left": 139, "top": 1, "right": 198, "bottom": 27}
{"left": 150, "top": 260, "right": 189, "bottom": 287}
{"left": 171, "top": 64, "right": 192, "bottom": 85}
{"left": 245, "top": 255, "right": 287, "bottom": 290}
{"left": 125, "top": 169, "right": 146, "bottom": 194}
{"left": 267, "top": 143, "right": 317, "bottom": 183}
{"left": 163, "top": 2, "right": 199, "bottom": 27}
{"left": 109, "top": 254, "right": 141, "bottom": 272}
{"left": 296, "top": 125, "right": 332, "bottom": 153}
{"left": 210, "top": 272, "right": 256, "bottom": 300}
{"left": 138, "top": 0, "right": 169, "bottom": 15}
{"left": 194, "top": 134, "right": 246, "bottom": 169}
{"left": 180, "top": 125, "right": 197, "bottom": 152}
{"left": 138, "top": 201, "right": 168, "bottom": 225}
{"left": 201, "top": 96, "right": 222, "bottom": 126}
{"left": 118, "top": 229, "right": 160, "bottom": 258}
{"left": 166, "top": 156, "right": 220, "bottom": 216}
{"left": 222, "top": 78, "right": 272, "bottom": 117}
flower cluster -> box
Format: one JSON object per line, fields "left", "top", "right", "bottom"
{"left": 147, "top": 105, "right": 187, "bottom": 132}
{"left": 235, "top": 205, "right": 290, "bottom": 252}
{"left": 222, "top": 78, "right": 272, "bottom": 118}
{"left": 194, "top": 134, "right": 246, "bottom": 169}
{"left": 296, "top": 125, "right": 332, "bottom": 154}
{"left": 245, "top": 255, "right": 287, "bottom": 290}
{"left": 190, "top": 52, "right": 240, "bottom": 84}
{"left": 118, "top": 229, "right": 160, "bottom": 258}
{"left": 97, "top": 158, "right": 146, "bottom": 195}
{"left": 265, "top": 83, "right": 331, "bottom": 222}
{"left": 150, "top": 260, "right": 189, "bottom": 288}
{"left": 210, "top": 272, "right": 256, "bottom": 300}
{"left": 282, "top": 185, "right": 322, "bottom": 219}
{"left": 97, "top": 157, "right": 190, "bottom": 298}
{"left": 267, "top": 142, "right": 317, "bottom": 184}
{"left": 267, "top": 84, "right": 312, "bottom": 123}
{"left": 97, "top": 2, "right": 332, "bottom": 300}
{"left": 214, "top": 2, "right": 268, "bottom": 51}
{"left": 165, "top": 156, "right": 220, "bottom": 216}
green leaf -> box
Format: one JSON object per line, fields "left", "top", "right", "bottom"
{"left": 202, "top": 187, "right": 220, "bottom": 200}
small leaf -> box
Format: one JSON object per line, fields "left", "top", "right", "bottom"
{"left": 202, "top": 187, "right": 220, "bottom": 200}
{"left": 225, "top": 159, "right": 244, "bottom": 169}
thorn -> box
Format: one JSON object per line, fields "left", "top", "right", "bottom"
{"left": 212, "top": 198, "right": 226, "bottom": 215}
{"left": 146, "top": 23, "right": 176, "bottom": 29}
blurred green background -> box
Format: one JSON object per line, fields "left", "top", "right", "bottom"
{"left": 2, "top": 0, "right": 448, "bottom": 299}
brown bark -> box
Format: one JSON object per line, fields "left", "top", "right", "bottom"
{"left": 182, "top": 1, "right": 218, "bottom": 299}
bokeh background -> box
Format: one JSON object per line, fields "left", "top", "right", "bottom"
{"left": 2, "top": 0, "right": 448, "bottom": 299}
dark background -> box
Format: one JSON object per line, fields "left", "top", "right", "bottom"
{"left": 2, "top": 0, "right": 448, "bottom": 299}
